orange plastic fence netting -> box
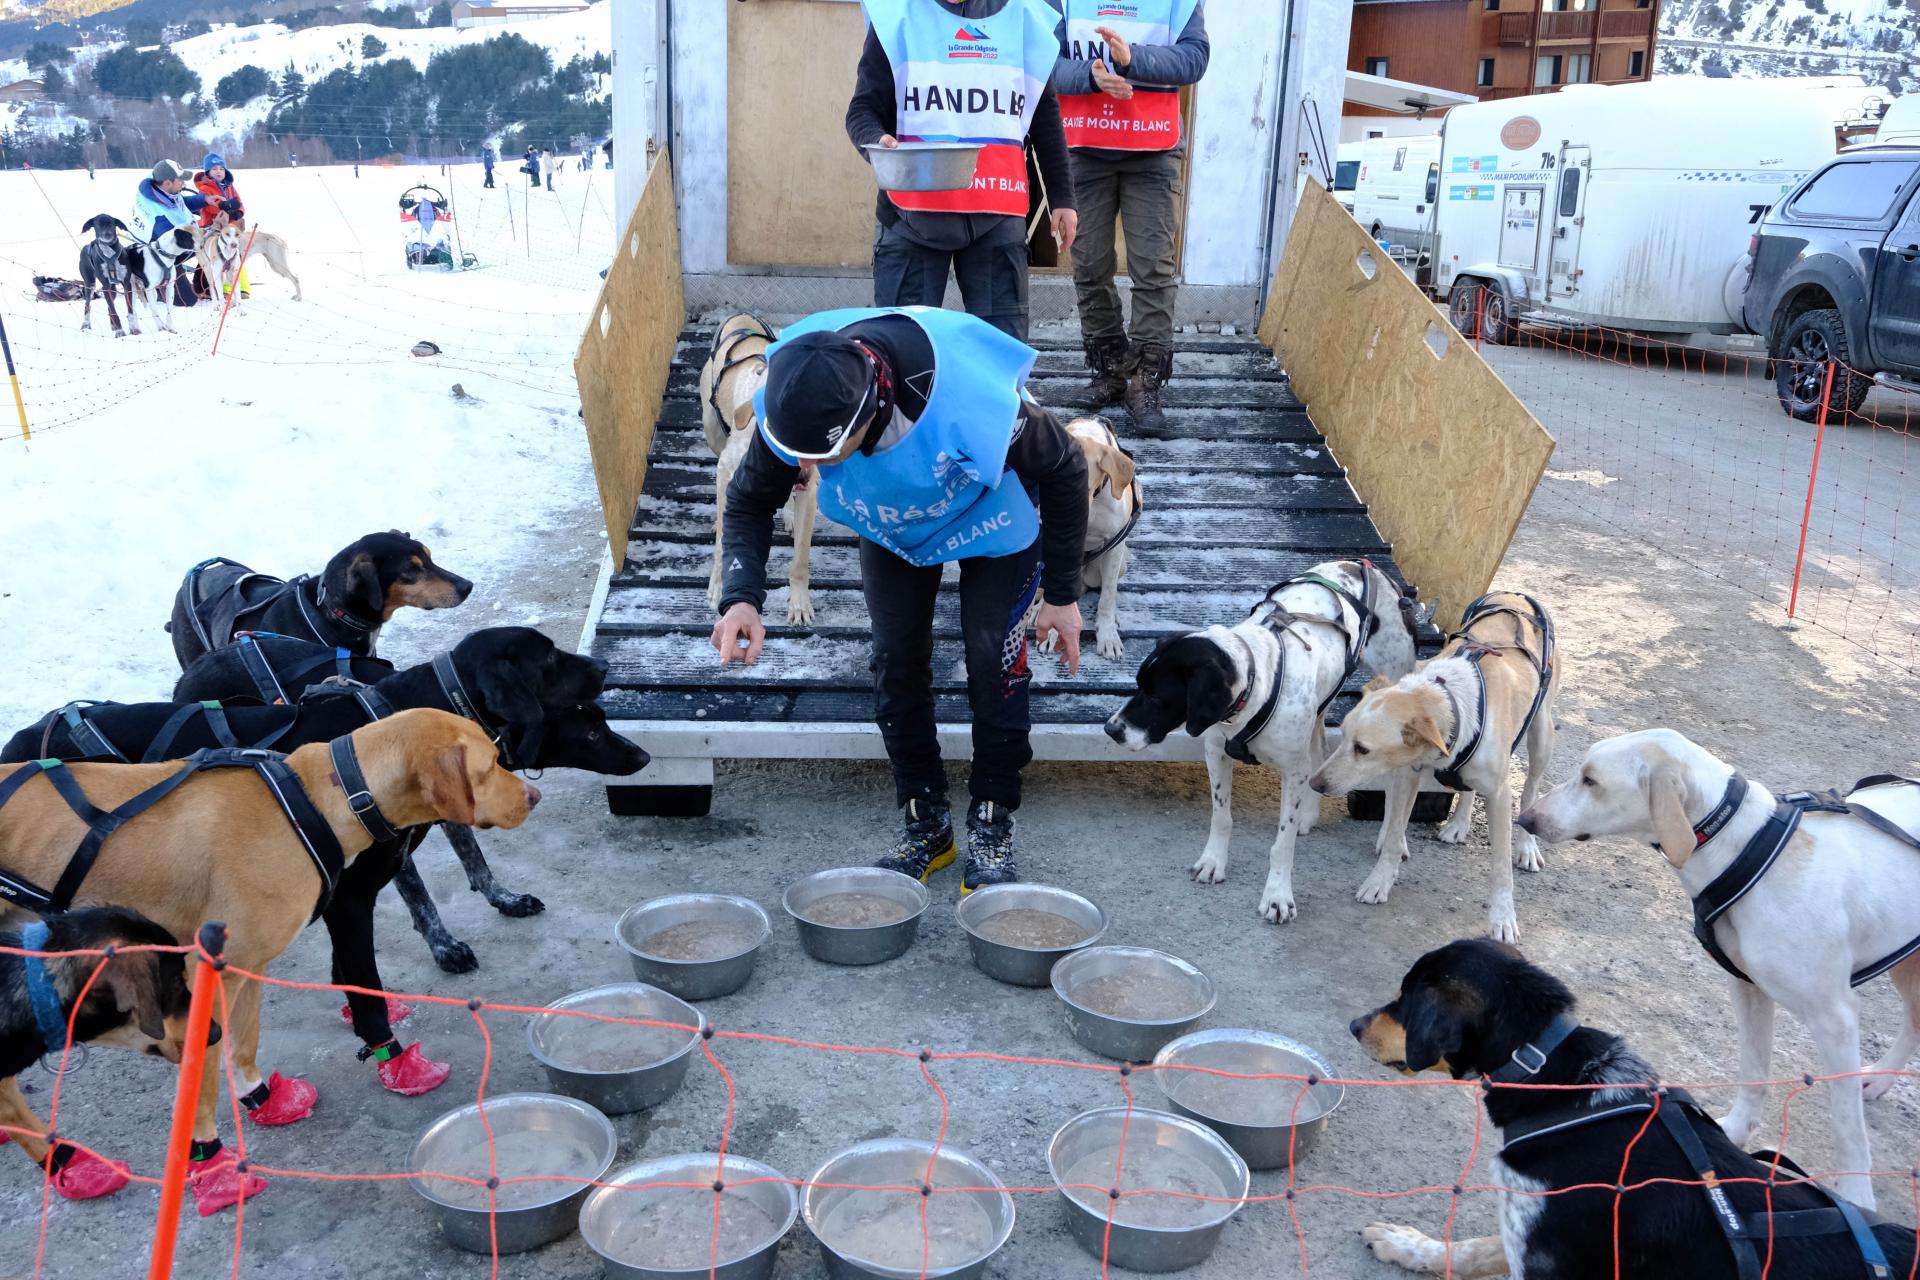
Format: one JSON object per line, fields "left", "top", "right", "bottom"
{"left": 5, "top": 933, "right": 1920, "bottom": 1280}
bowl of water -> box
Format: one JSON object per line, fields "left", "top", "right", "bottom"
{"left": 410, "top": 1092, "right": 618, "bottom": 1254}
{"left": 783, "top": 867, "right": 930, "bottom": 966}
{"left": 862, "top": 141, "right": 983, "bottom": 193}
{"left": 526, "top": 984, "right": 705, "bottom": 1116}
{"left": 803, "top": 1139, "right": 1015, "bottom": 1279}
{"left": 580, "top": 1152, "right": 799, "bottom": 1280}
{"left": 1047, "top": 1106, "right": 1250, "bottom": 1273}
{"left": 955, "top": 883, "right": 1107, "bottom": 987}
{"left": 1050, "top": 946, "right": 1216, "bottom": 1062}
{"left": 617, "top": 894, "right": 772, "bottom": 999}
{"left": 1153, "top": 1029, "right": 1346, "bottom": 1170}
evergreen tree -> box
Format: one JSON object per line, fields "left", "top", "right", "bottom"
{"left": 428, "top": 0, "right": 452, "bottom": 26}
{"left": 216, "top": 64, "right": 275, "bottom": 108}
{"left": 362, "top": 33, "right": 388, "bottom": 57}
{"left": 279, "top": 62, "right": 307, "bottom": 103}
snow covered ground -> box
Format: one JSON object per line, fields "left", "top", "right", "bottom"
{"left": 0, "top": 159, "right": 616, "bottom": 731}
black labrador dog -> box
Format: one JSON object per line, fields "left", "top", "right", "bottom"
{"left": 77, "top": 215, "right": 135, "bottom": 337}
{"left": 167, "top": 531, "right": 472, "bottom": 670}
{"left": 5, "top": 628, "right": 647, "bottom": 1079}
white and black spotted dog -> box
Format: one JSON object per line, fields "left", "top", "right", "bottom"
{"left": 1104, "top": 559, "right": 1424, "bottom": 923}
{"left": 123, "top": 227, "right": 199, "bottom": 336}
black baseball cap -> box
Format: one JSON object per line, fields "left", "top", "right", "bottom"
{"left": 761, "top": 331, "right": 877, "bottom": 460}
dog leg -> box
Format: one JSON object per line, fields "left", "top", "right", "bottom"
{"left": 1483, "top": 778, "right": 1521, "bottom": 942}
{"left": 1300, "top": 720, "right": 1325, "bottom": 836}
{"left": 0, "top": 1076, "right": 51, "bottom": 1166}
{"left": 1357, "top": 768, "right": 1419, "bottom": 904}
{"left": 1719, "top": 977, "right": 1776, "bottom": 1146}
{"left": 1260, "top": 768, "right": 1308, "bottom": 924}
{"left": 786, "top": 484, "right": 817, "bottom": 626}
{"left": 1513, "top": 708, "right": 1556, "bottom": 873}
{"left": 1094, "top": 546, "right": 1125, "bottom": 661}
{"left": 1362, "top": 1225, "right": 1508, "bottom": 1277}
{"left": 324, "top": 895, "right": 397, "bottom": 1049}
{"left": 1865, "top": 954, "right": 1920, "bottom": 1102}
{"left": 1191, "top": 733, "right": 1234, "bottom": 885}
{"left": 391, "top": 859, "right": 479, "bottom": 973}
{"left": 1806, "top": 993, "right": 1876, "bottom": 1209}
{"left": 443, "top": 822, "right": 544, "bottom": 917}
{"left": 225, "top": 975, "right": 267, "bottom": 1097}
{"left": 82, "top": 284, "right": 93, "bottom": 331}
{"left": 707, "top": 476, "right": 727, "bottom": 613}
{"left": 1438, "top": 788, "right": 1476, "bottom": 845}
{"left": 124, "top": 283, "right": 140, "bottom": 337}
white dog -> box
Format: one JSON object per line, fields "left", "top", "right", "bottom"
{"left": 1104, "top": 560, "right": 1425, "bottom": 923}
{"left": 1519, "top": 727, "right": 1920, "bottom": 1210}
{"left": 192, "top": 214, "right": 304, "bottom": 303}
{"left": 1062, "top": 416, "right": 1139, "bottom": 661}
{"left": 699, "top": 315, "right": 817, "bottom": 625}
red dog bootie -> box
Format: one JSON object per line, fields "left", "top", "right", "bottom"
{"left": 369, "top": 1042, "right": 451, "bottom": 1096}
{"left": 187, "top": 1143, "right": 267, "bottom": 1216}
{"left": 48, "top": 1146, "right": 130, "bottom": 1200}
{"left": 240, "top": 1073, "right": 317, "bottom": 1126}
{"left": 338, "top": 998, "right": 412, "bottom": 1027}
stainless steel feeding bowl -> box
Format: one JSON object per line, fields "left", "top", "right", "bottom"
{"left": 1153, "top": 1029, "right": 1346, "bottom": 1170}
{"left": 783, "top": 867, "right": 930, "bottom": 966}
{"left": 863, "top": 141, "right": 983, "bottom": 192}
{"left": 803, "top": 1139, "right": 1015, "bottom": 1280}
{"left": 617, "top": 894, "right": 772, "bottom": 999}
{"left": 1050, "top": 946, "right": 1217, "bottom": 1062}
{"left": 954, "top": 883, "right": 1107, "bottom": 987}
{"left": 410, "top": 1092, "right": 618, "bottom": 1254}
{"left": 580, "top": 1152, "right": 799, "bottom": 1280}
{"left": 1047, "top": 1106, "right": 1250, "bottom": 1274}
{"left": 526, "top": 983, "right": 705, "bottom": 1116}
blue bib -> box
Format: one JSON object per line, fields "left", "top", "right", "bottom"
{"left": 862, "top": 0, "right": 1057, "bottom": 145}
{"left": 756, "top": 307, "right": 1040, "bottom": 566}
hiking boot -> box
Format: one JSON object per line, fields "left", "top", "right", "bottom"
{"left": 874, "top": 798, "right": 956, "bottom": 882}
{"left": 1125, "top": 342, "right": 1173, "bottom": 435}
{"left": 961, "top": 800, "right": 1019, "bottom": 895}
{"left": 1083, "top": 335, "right": 1131, "bottom": 407}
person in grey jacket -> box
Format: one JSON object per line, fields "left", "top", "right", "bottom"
{"left": 1050, "top": 1, "right": 1209, "bottom": 432}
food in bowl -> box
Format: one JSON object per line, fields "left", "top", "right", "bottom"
{"left": 796, "top": 892, "right": 915, "bottom": 928}
{"left": 972, "top": 907, "right": 1092, "bottom": 949}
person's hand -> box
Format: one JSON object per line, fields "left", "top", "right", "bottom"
{"left": 1051, "top": 208, "right": 1079, "bottom": 255}
{"left": 877, "top": 134, "right": 900, "bottom": 149}
{"left": 1091, "top": 58, "right": 1134, "bottom": 100}
{"left": 1033, "top": 602, "right": 1083, "bottom": 674}
{"left": 711, "top": 602, "right": 766, "bottom": 666}
{"left": 1095, "top": 26, "right": 1132, "bottom": 68}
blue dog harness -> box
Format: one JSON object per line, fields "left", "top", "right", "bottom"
{"left": 17, "top": 920, "right": 71, "bottom": 1052}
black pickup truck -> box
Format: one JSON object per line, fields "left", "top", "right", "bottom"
{"left": 1744, "top": 148, "right": 1920, "bottom": 420}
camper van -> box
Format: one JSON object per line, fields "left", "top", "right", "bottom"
{"left": 1334, "top": 142, "right": 1361, "bottom": 206}
{"left": 1429, "top": 80, "right": 1834, "bottom": 340}
{"left": 1348, "top": 134, "right": 1442, "bottom": 251}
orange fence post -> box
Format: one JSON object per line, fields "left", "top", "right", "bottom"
{"left": 210, "top": 227, "right": 258, "bottom": 359}
{"left": 1786, "top": 361, "right": 1837, "bottom": 621}
{"left": 146, "top": 921, "right": 226, "bottom": 1280}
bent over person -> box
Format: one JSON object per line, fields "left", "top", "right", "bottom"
{"left": 711, "top": 307, "right": 1088, "bottom": 892}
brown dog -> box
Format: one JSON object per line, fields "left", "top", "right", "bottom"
{"left": 0, "top": 709, "right": 536, "bottom": 1159}
{"left": 1061, "top": 416, "right": 1140, "bottom": 661}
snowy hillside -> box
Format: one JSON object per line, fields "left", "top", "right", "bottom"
{"left": 1659, "top": 0, "right": 1918, "bottom": 98}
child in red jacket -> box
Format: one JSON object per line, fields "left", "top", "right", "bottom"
{"left": 193, "top": 152, "right": 249, "bottom": 298}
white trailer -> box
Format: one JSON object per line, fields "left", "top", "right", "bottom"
{"left": 1430, "top": 79, "right": 1833, "bottom": 340}
{"left": 1347, "top": 134, "right": 1441, "bottom": 252}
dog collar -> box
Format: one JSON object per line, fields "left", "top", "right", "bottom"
{"left": 18, "top": 921, "right": 72, "bottom": 1051}
{"left": 1485, "top": 1011, "right": 1581, "bottom": 1085}
{"left": 313, "top": 581, "right": 380, "bottom": 633}
{"left": 431, "top": 652, "right": 523, "bottom": 770}
{"left": 328, "top": 736, "right": 402, "bottom": 844}
{"left": 1685, "top": 772, "right": 1749, "bottom": 851}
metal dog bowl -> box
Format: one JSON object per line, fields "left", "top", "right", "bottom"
{"left": 1153, "top": 1029, "right": 1346, "bottom": 1170}
{"left": 955, "top": 883, "right": 1107, "bottom": 987}
{"left": 617, "top": 894, "right": 772, "bottom": 999}
{"left": 526, "top": 984, "right": 704, "bottom": 1116}
{"left": 1047, "top": 1106, "right": 1250, "bottom": 1274}
{"left": 580, "top": 1152, "right": 799, "bottom": 1280}
{"left": 1051, "top": 946, "right": 1216, "bottom": 1062}
{"left": 783, "top": 867, "right": 930, "bottom": 966}
{"left": 803, "top": 1139, "right": 1015, "bottom": 1280}
{"left": 862, "top": 141, "right": 982, "bottom": 192}
{"left": 410, "top": 1092, "right": 617, "bottom": 1254}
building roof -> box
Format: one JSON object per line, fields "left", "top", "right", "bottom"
{"left": 455, "top": 0, "right": 590, "bottom": 8}
{"left": 1345, "top": 70, "right": 1476, "bottom": 114}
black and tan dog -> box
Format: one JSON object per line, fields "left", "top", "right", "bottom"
{"left": 1350, "top": 939, "right": 1918, "bottom": 1278}
{"left": 77, "top": 215, "right": 136, "bottom": 336}
{"left": 167, "top": 531, "right": 472, "bottom": 669}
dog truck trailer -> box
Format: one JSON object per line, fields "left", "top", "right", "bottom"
{"left": 1428, "top": 79, "right": 1834, "bottom": 342}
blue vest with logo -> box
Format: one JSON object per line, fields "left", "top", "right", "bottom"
{"left": 756, "top": 307, "right": 1040, "bottom": 566}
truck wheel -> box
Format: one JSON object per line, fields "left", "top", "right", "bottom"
{"left": 1448, "top": 281, "right": 1517, "bottom": 345}
{"left": 1774, "top": 309, "right": 1870, "bottom": 422}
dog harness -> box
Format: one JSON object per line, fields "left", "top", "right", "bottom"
{"left": 230, "top": 632, "right": 367, "bottom": 705}
{"left": 0, "top": 742, "right": 378, "bottom": 922}
{"left": 1430, "top": 592, "right": 1556, "bottom": 792}
{"left": 17, "top": 920, "right": 72, "bottom": 1052}
{"left": 1220, "top": 567, "right": 1388, "bottom": 765}
{"left": 1690, "top": 773, "right": 1920, "bottom": 988}
{"left": 53, "top": 698, "right": 297, "bottom": 763}
{"left": 178, "top": 558, "right": 380, "bottom": 657}
{"left": 704, "top": 319, "right": 774, "bottom": 422}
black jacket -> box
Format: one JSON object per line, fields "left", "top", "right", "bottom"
{"left": 719, "top": 314, "right": 1088, "bottom": 614}
{"left": 845, "top": 0, "right": 1076, "bottom": 251}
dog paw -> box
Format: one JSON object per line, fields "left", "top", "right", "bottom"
{"left": 1362, "top": 1223, "right": 1446, "bottom": 1272}
{"left": 1259, "top": 878, "right": 1297, "bottom": 924}
{"left": 489, "top": 891, "right": 545, "bottom": 918}
{"left": 1513, "top": 832, "right": 1545, "bottom": 872}
{"left": 1356, "top": 863, "right": 1399, "bottom": 904}
{"left": 1485, "top": 910, "right": 1521, "bottom": 945}
{"left": 1096, "top": 627, "right": 1124, "bottom": 661}
{"left": 433, "top": 940, "right": 479, "bottom": 974}
{"left": 786, "top": 597, "right": 816, "bottom": 627}
{"left": 1190, "top": 851, "right": 1229, "bottom": 885}
{"left": 1717, "top": 1110, "right": 1754, "bottom": 1145}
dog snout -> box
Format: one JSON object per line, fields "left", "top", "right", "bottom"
{"left": 1348, "top": 1015, "right": 1367, "bottom": 1041}
{"left": 447, "top": 573, "right": 475, "bottom": 602}
{"left": 1103, "top": 715, "right": 1126, "bottom": 744}
{"left": 524, "top": 782, "right": 543, "bottom": 811}
{"left": 1308, "top": 772, "right": 1329, "bottom": 795}
{"left": 1516, "top": 810, "right": 1539, "bottom": 834}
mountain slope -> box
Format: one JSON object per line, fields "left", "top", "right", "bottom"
{"left": 1659, "top": 0, "right": 1918, "bottom": 97}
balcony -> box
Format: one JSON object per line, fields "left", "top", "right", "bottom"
{"left": 1538, "top": 10, "right": 1597, "bottom": 40}
{"left": 1498, "top": 12, "right": 1532, "bottom": 44}
{"left": 1598, "top": 7, "right": 1653, "bottom": 38}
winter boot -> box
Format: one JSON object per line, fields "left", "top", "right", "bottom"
{"left": 961, "top": 800, "right": 1019, "bottom": 895}
{"left": 874, "top": 798, "right": 956, "bottom": 882}
{"left": 1083, "top": 335, "right": 1131, "bottom": 407}
{"left": 1125, "top": 341, "right": 1173, "bottom": 436}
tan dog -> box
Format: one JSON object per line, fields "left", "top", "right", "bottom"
{"left": 700, "top": 315, "right": 817, "bottom": 625}
{"left": 192, "top": 214, "right": 303, "bottom": 302}
{"left": 0, "top": 709, "right": 535, "bottom": 1150}
{"left": 1060, "top": 416, "right": 1140, "bottom": 661}
{"left": 1308, "top": 591, "right": 1561, "bottom": 942}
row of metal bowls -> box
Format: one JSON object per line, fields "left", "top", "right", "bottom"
{"left": 411, "top": 1096, "right": 1279, "bottom": 1276}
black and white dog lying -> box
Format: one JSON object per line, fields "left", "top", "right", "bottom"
{"left": 77, "top": 215, "right": 135, "bottom": 336}
{"left": 1352, "top": 939, "right": 1919, "bottom": 1279}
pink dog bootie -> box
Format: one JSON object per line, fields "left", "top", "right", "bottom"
{"left": 371, "top": 1042, "right": 451, "bottom": 1096}
{"left": 187, "top": 1143, "right": 267, "bottom": 1216}
{"left": 241, "top": 1072, "right": 317, "bottom": 1126}
{"left": 49, "top": 1146, "right": 130, "bottom": 1200}
{"left": 338, "top": 998, "right": 412, "bottom": 1027}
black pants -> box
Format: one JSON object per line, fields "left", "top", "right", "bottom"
{"left": 484, "top": 169, "right": 495, "bottom": 188}
{"left": 861, "top": 534, "right": 1040, "bottom": 811}
{"left": 872, "top": 215, "right": 1030, "bottom": 340}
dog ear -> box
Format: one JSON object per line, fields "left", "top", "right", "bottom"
{"left": 102, "top": 951, "right": 168, "bottom": 1042}
{"left": 425, "top": 742, "right": 477, "bottom": 827}
{"left": 474, "top": 660, "right": 546, "bottom": 768}
{"left": 1405, "top": 710, "right": 1450, "bottom": 755}
{"left": 1648, "top": 760, "right": 1695, "bottom": 867}
{"left": 1362, "top": 673, "right": 1395, "bottom": 694}
{"left": 1183, "top": 656, "right": 1237, "bottom": 738}
{"left": 1100, "top": 444, "right": 1136, "bottom": 500}
{"left": 345, "top": 553, "right": 384, "bottom": 617}
{"left": 110, "top": 217, "right": 128, "bottom": 234}
{"left": 1401, "top": 987, "right": 1469, "bottom": 1076}
{"left": 79, "top": 216, "right": 96, "bottom": 233}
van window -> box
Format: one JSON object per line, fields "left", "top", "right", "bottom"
{"left": 1788, "top": 160, "right": 1920, "bottom": 222}
{"left": 1425, "top": 163, "right": 1440, "bottom": 204}
{"left": 1335, "top": 160, "right": 1360, "bottom": 192}
{"left": 1557, "top": 165, "right": 1580, "bottom": 218}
